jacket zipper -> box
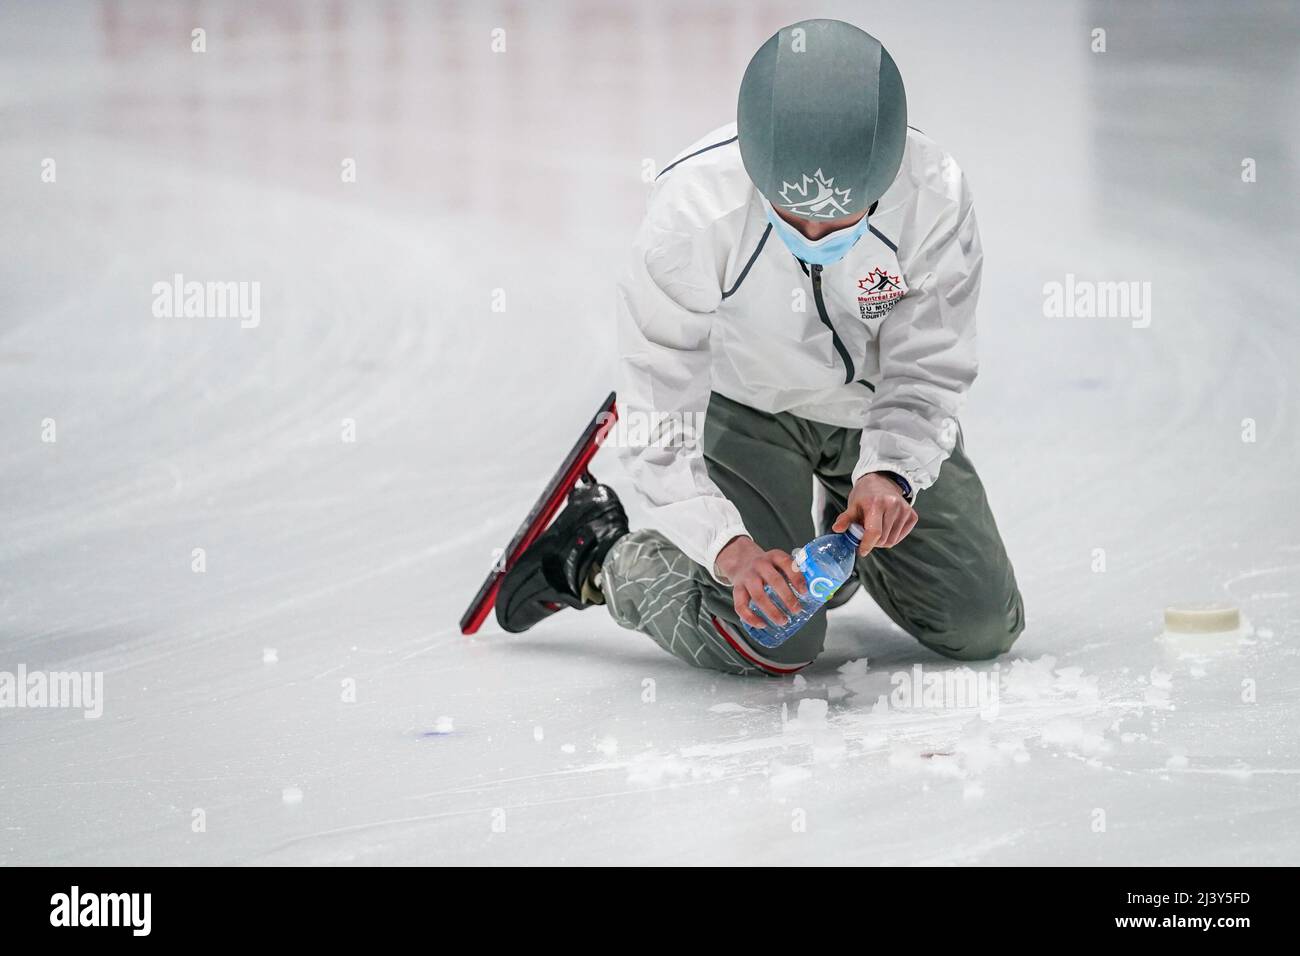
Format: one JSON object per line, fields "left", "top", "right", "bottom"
{"left": 809, "top": 262, "right": 856, "bottom": 385}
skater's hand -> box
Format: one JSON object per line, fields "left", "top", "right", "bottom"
{"left": 715, "top": 536, "right": 808, "bottom": 629}
{"left": 834, "top": 473, "right": 917, "bottom": 557}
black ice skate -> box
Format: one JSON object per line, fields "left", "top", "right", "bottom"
{"left": 495, "top": 478, "right": 629, "bottom": 633}
{"left": 459, "top": 392, "right": 619, "bottom": 635}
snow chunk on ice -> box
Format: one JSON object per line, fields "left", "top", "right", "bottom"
{"left": 837, "top": 658, "right": 869, "bottom": 679}
{"left": 836, "top": 658, "right": 873, "bottom": 697}
{"left": 1144, "top": 668, "right": 1174, "bottom": 709}
{"left": 281, "top": 786, "right": 303, "bottom": 805}
{"left": 262, "top": 648, "right": 278, "bottom": 664}
{"left": 1053, "top": 666, "right": 1100, "bottom": 700}
{"left": 1001, "top": 655, "right": 1058, "bottom": 700}
{"left": 708, "top": 702, "right": 756, "bottom": 714}
{"left": 955, "top": 717, "right": 1014, "bottom": 774}
{"left": 769, "top": 762, "right": 812, "bottom": 790}
{"left": 907, "top": 718, "right": 1028, "bottom": 781}
{"left": 888, "top": 745, "right": 928, "bottom": 772}
{"left": 431, "top": 716, "right": 455, "bottom": 734}
{"left": 784, "top": 697, "right": 828, "bottom": 732}
{"left": 625, "top": 753, "right": 724, "bottom": 787}
{"left": 1040, "top": 717, "right": 1111, "bottom": 756}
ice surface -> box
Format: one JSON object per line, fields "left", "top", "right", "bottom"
{"left": 0, "top": 1, "right": 1297, "bottom": 865}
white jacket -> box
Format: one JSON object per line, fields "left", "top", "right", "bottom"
{"left": 616, "top": 122, "right": 982, "bottom": 580}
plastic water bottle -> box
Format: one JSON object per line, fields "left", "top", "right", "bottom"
{"left": 741, "top": 523, "right": 864, "bottom": 649}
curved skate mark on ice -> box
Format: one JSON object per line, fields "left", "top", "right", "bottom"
{"left": 2, "top": 194, "right": 449, "bottom": 564}
{"left": 401, "top": 762, "right": 637, "bottom": 803}
{"left": 914, "top": 829, "right": 1030, "bottom": 865}
{"left": 1159, "top": 767, "right": 1300, "bottom": 777}
{"left": 258, "top": 774, "right": 746, "bottom": 862}
{"left": 155, "top": 460, "right": 184, "bottom": 496}
{"left": 84, "top": 535, "right": 479, "bottom": 678}
{"left": 1221, "top": 564, "right": 1296, "bottom": 604}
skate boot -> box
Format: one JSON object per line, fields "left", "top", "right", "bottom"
{"left": 495, "top": 478, "right": 629, "bottom": 633}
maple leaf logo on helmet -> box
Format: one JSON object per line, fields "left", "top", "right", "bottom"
{"left": 778, "top": 169, "right": 853, "bottom": 219}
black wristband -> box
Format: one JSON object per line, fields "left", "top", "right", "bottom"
{"left": 875, "top": 470, "right": 913, "bottom": 503}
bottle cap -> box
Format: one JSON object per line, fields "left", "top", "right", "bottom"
{"left": 846, "top": 523, "right": 864, "bottom": 543}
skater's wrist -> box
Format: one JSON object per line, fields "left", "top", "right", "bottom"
{"left": 714, "top": 535, "right": 759, "bottom": 585}
{"left": 869, "top": 470, "right": 912, "bottom": 503}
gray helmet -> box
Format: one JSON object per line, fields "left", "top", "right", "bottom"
{"left": 737, "top": 19, "right": 907, "bottom": 219}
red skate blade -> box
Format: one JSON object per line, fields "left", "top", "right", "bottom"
{"left": 458, "top": 392, "right": 618, "bottom": 635}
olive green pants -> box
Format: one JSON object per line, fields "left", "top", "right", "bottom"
{"left": 603, "top": 393, "right": 1024, "bottom": 676}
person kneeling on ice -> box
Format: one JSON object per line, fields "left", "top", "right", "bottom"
{"left": 495, "top": 18, "right": 1025, "bottom": 677}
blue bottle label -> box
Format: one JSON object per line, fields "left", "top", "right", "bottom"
{"left": 794, "top": 546, "right": 841, "bottom": 600}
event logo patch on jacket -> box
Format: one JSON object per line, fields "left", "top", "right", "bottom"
{"left": 857, "top": 267, "right": 907, "bottom": 320}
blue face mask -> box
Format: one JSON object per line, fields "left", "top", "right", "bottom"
{"left": 763, "top": 199, "right": 870, "bottom": 267}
